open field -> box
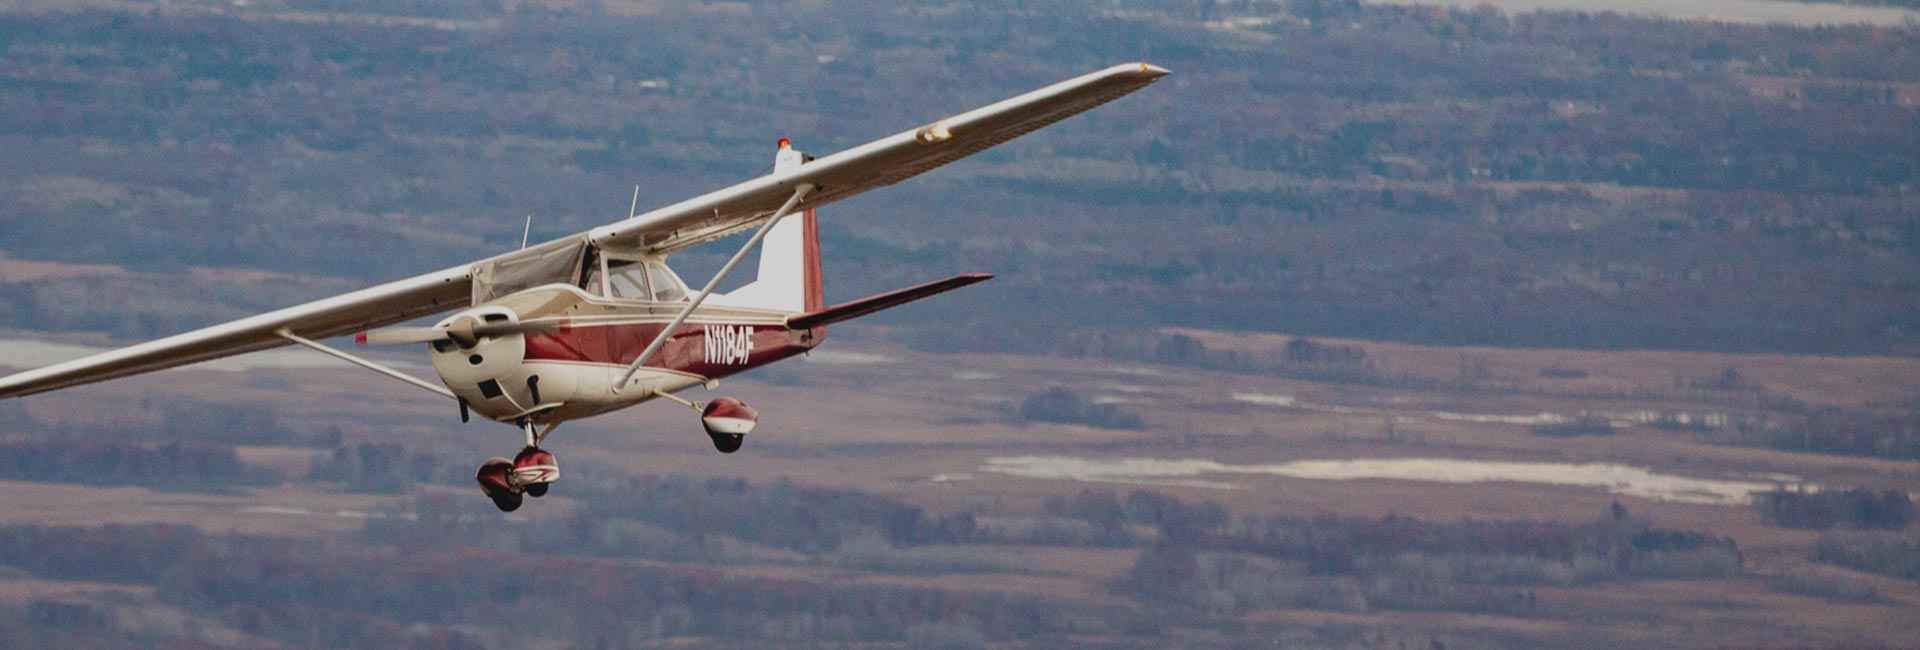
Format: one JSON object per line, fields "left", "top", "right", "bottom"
{"left": 2, "top": 326, "right": 1916, "bottom": 647}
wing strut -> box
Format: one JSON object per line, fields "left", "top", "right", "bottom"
{"left": 614, "top": 184, "right": 814, "bottom": 392}
{"left": 275, "top": 329, "right": 457, "bottom": 400}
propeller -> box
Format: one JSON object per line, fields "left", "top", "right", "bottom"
{"left": 355, "top": 319, "right": 562, "bottom": 346}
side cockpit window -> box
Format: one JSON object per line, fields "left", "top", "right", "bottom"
{"left": 645, "top": 262, "right": 687, "bottom": 302}
{"left": 607, "top": 263, "right": 649, "bottom": 300}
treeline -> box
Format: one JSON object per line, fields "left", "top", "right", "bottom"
{"left": 0, "top": 2, "right": 1915, "bottom": 355}
{"left": 1017, "top": 387, "right": 1145, "bottom": 430}
{"left": 0, "top": 480, "right": 1810, "bottom": 648}
{"left": 1812, "top": 531, "right": 1920, "bottom": 581}
{"left": 904, "top": 326, "right": 1817, "bottom": 419}
{"left": 15, "top": 400, "right": 324, "bottom": 448}
{"left": 364, "top": 475, "right": 986, "bottom": 560}
{"left": 1711, "top": 409, "right": 1920, "bottom": 460}
{"left": 276, "top": 0, "right": 504, "bottom": 20}
{"left": 0, "top": 439, "right": 280, "bottom": 490}
{"left": 0, "top": 523, "right": 1088, "bottom": 648}
{"left": 310, "top": 441, "right": 472, "bottom": 494}
{"left": 1756, "top": 488, "right": 1914, "bottom": 530}
{"left": 901, "top": 327, "right": 1384, "bottom": 387}
{"left": 1120, "top": 511, "right": 1743, "bottom": 614}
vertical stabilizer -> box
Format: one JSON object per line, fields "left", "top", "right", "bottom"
{"left": 710, "top": 139, "right": 823, "bottom": 313}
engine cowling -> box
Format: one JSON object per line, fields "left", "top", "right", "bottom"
{"left": 428, "top": 307, "right": 527, "bottom": 388}
{"left": 427, "top": 305, "right": 565, "bottom": 421}
{"left": 701, "top": 397, "right": 758, "bottom": 436}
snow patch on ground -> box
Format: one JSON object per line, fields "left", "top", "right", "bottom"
{"left": 979, "top": 456, "right": 1802, "bottom": 505}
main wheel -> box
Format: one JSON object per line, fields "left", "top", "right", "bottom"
{"left": 511, "top": 447, "right": 558, "bottom": 497}
{"left": 710, "top": 432, "right": 744, "bottom": 454}
{"left": 475, "top": 457, "right": 521, "bottom": 511}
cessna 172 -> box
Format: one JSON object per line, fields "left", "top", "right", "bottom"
{"left": 0, "top": 63, "right": 1169, "bottom": 511}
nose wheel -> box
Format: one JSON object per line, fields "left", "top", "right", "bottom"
{"left": 474, "top": 421, "right": 561, "bottom": 512}
{"left": 511, "top": 446, "right": 558, "bottom": 496}
{"left": 475, "top": 457, "right": 523, "bottom": 512}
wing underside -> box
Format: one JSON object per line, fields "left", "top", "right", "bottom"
{"left": 0, "top": 62, "right": 1168, "bottom": 400}
{"left": 0, "top": 267, "right": 471, "bottom": 399}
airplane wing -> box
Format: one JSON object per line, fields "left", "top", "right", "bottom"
{"left": 0, "top": 266, "right": 473, "bottom": 399}
{"left": 0, "top": 62, "right": 1168, "bottom": 400}
{"left": 589, "top": 62, "right": 1171, "bottom": 252}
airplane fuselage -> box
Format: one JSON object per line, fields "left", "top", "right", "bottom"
{"left": 427, "top": 283, "right": 824, "bottom": 425}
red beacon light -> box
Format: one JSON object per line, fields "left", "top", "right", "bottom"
{"left": 776, "top": 137, "right": 791, "bottom": 149}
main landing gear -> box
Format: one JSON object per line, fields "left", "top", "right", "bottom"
{"left": 710, "top": 432, "right": 744, "bottom": 454}
{"left": 651, "top": 391, "right": 760, "bottom": 455}
{"left": 475, "top": 421, "right": 560, "bottom": 512}
{"left": 699, "top": 397, "right": 756, "bottom": 454}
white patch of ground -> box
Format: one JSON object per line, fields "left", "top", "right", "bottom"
{"left": 979, "top": 456, "right": 1804, "bottom": 505}
{"left": 1428, "top": 411, "right": 1570, "bottom": 426}
{"left": 801, "top": 349, "right": 896, "bottom": 365}
{"left": 1099, "top": 365, "right": 1170, "bottom": 378}
{"left": 1231, "top": 392, "right": 1297, "bottom": 407}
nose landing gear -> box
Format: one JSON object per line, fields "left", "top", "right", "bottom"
{"left": 512, "top": 446, "right": 558, "bottom": 497}
{"left": 476, "top": 457, "right": 522, "bottom": 512}
{"left": 474, "top": 420, "right": 561, "bottom": 512}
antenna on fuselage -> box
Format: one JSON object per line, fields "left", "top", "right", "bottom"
{"left": 629, "top": 185, "right": 640, "bottom": 220}
{"left": 521, "top": 215, "right": 532, "bottom": 250}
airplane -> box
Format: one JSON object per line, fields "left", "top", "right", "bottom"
{"left": 0, "top": 63, "right": 1170, "bottom": 511}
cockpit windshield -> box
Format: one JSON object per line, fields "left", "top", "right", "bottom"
{"left": 585, "top": 254, "right": 689, "bottom": 303}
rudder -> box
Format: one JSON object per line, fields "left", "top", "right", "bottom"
{"left": 711, "top": 139, "right": 822, "bottom": 313}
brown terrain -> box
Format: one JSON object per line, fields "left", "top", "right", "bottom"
{"left": 2, "top": 321, "right": 1915, "bottom": 647}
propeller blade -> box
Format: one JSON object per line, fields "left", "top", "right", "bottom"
{"left": 355, "top": 320, "right": 561, "bottom": 346}
{"left": 355, "top": 328, "right": 448, "bottom": 345}
{"left": 472, "top": 320, "right": 562, "bottom": 338}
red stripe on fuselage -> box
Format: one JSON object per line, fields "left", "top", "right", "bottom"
{"left": 523, "top": 320, "right": 822, "bottom": 379}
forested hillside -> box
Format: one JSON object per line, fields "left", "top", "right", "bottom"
{"left": 0, "top": 1, "right": 1915, "bottom": 353}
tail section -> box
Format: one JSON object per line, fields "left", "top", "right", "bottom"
{"left": 712, "top": 139, "right": 824, "bottom": 313}
{"left": 801, "top": 205, "right": 823, "bottom": 312}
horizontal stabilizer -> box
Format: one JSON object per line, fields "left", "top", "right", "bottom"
{"left": 785, "top": 274, "right": 992, "bottom": 330}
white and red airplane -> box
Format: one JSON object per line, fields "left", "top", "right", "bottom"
{"left": 0, "top": 63, "right": 1168, "bottom": 510}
